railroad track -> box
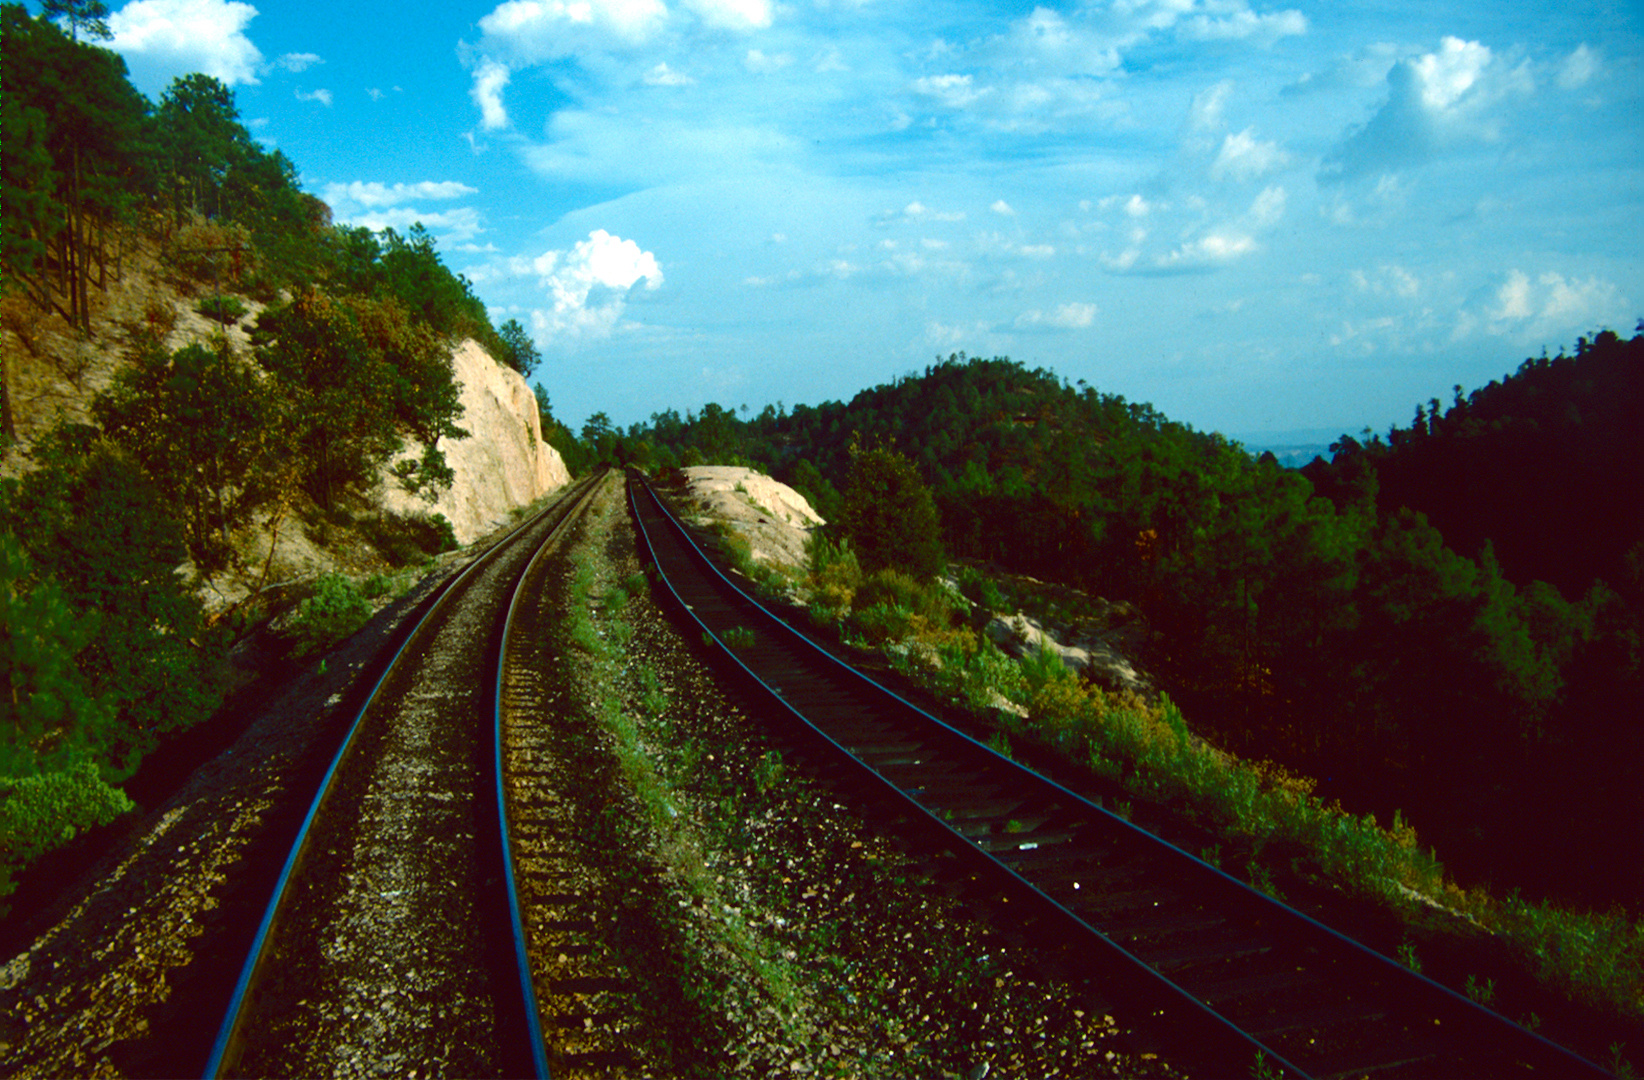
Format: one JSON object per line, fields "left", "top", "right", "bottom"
{"left": 206, "top": 470, "right": 610, "bottom": 1078}
{"left": 628, "top": 472, "right": 1611, "bottom": 1080}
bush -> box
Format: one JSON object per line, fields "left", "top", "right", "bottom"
{"left": 197, "top": 294, "right": 248, "bottom": 324}
{"left": 0, "top": 761, "right": 134, "bottom": 918}
{"left": 360, "top": 511, "right": 459, "bottom": 565}
{"left": 287, "top": 573, "right": 372, "bottom": 657}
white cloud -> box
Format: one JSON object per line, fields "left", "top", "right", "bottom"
{"left": 1556, "top": 43, "right": 1599, "bottom": 90}
{"left": 324, "top": 181, "right": 480, "bottom": 209}
{"left": 1210, "top": 127, "right": 1289, "bottom": 182}
{"left": 913, "top": 73, "right": 991, "bottom": 109}
{"left": 471, "top": 59, "right": 512, "bottom": 130}
{"left": 990, "top": 200, "right": 1016, "bottom": 216}
{"left": 525, "top": 230, "right": 663, "bottom": 342}
{"left": 1017, "top": 302, "right": 1097, "bottom": 329}
{"left": 1187, "top": 79, "right": 1233, "bottom": 136}
{"left": 681, "top": 0, "right": 771, "bottom": 31}
{"left": 338, "top": 207, "right": 486, "bottom": 243}
{"left": 1179, "top": 7, "right": 1306, "bottom": 46}
{"left": 1248, "top": 185, "right": 1286, "bottom": 226}
{"left": 109, "top": 0, "right": 263, "bottom": 88}
{"left": 1351, "top": 263, "right": 1421, "bottom": 299}
{"left": 475, "top": 0, "right": 668, "bottom": 61}
{"left": 643, "top": 62, "right": 694, "bottom": 86}
{"left": 1323, "top": 36, "right": 1532, "bottom": 183}
{"left": 1487, "top": 269, "right": 1626, "bottom": 341}
{"left": 744, "top": 49, "right": 792, "bottom": 74}
{"left": 274, "top": 52, "right": 321, "bottom": 72}
{"left": 294, "top": 88, "right": 332, "bottom": 106}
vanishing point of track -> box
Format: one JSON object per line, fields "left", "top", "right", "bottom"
{"left": 628, "top": 470, "right": 1610, "bottom": 1080}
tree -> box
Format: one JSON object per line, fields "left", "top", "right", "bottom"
{"left": 253, "top": 289, "right": 464, "bottom": 509}
{"left": 838, "top": 439, "right": 944, "bottom": 579}
{"left": 94, "top": 340, "right": 282, "bottom": 569}
{"left": 39, "top": 0, "right": 108, "bottom": 40}
{"left": 0, "top": 5, "right": 152, "bottom": 329}
{"left": 498, "top": 318, "right": 539, "bottom": 378}
{"left": 157, "top": 73, "right": 253, "bottom": 223}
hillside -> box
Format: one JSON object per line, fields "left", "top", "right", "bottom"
{"left": 585, "top": 345, "right": 1644, "bottom": 914}
{"left": 0, "top": 4, "right": 566, "bottom": 914}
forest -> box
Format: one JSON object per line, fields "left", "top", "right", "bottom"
{"left": 582, "top": 332, "right": 1644, "bottom": 915}
{"left": 0, "top": 4, "right": 533, "bottom": 910}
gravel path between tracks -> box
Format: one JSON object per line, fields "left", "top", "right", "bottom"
{"left": 515, "top": 479, "right": 1180, "bottom": 1078}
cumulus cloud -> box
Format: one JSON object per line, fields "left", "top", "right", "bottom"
{"left": 643, "top": 62, "right": 694, "bottom": 86}
{"left": 322, "top": 180, "right": 485, "bottom": 242}
{"left": 1322, "top": 36, "right": 1531, "bottom": 183}
{"left": 680, "top": 0, "right": 771, "bottom": 31}
{"left": 990, "top": 200, "right": 1016, "bottom": 216}
{"left": 913, "top": 73, "right": 991, "bottom": 109}
{"left": 471, "top": 58, "right": 512, "bottom": 130}
{"left": 524, "top": 230, "right": 663, "bottom": 341}
{"left": 1179, "top": 6, "right": 1306, "bottom": 46}
{"left": 1210, "top": 127, "right": 1290, "bottom": 181}
{"left": 476, "top": 0, "right": 668, "bottom": 60}
{"left": 274, "top": 52, "right": 322, "bottom": 72}
{"left": 744, "top": 49, "right": 792, "bottom": 74}
{"left": 1352, "top": 263, "right": 1421, "bottom": 299}
{"left": 324, "top": 181, "right": 480, "bottom": 209}
{"left": 109, "top": 0, "right": 263, "bottom": 89}
{"left": 1487, "top": 269, "right": 1626, "bottom": 341}
{"left": 1016, "top": 302, "right": 1097, "bottom": 330}
{"left": 1556, "top": 43, "right": 1599, "bottom": 90}
{"left": 1187, "top": 79, "right": 1233, "bottom": 136}
{"left": 294, "top": 87, "right": 332, "bottom": 106}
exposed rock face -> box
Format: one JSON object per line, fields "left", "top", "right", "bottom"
{"left": 984, "top": 607, "right": 1154, "bottom": 698}
{"left": 682, "top": 465, "right": 823, "bottom": 573}
{"left": 379, "top": 340, "right": 569, "bottom": 544}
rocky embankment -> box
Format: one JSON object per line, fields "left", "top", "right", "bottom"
{"left": 379, "top": 340, "right": 569, "bottom": 546}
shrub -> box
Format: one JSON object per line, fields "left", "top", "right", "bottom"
{"left": 0, "top": 761, "right": 134, "bottom": 918}
{"left": 196, "top": 294, "right": 248, "bottom": 324}
{"left": 287, "top": 573, "right": 372, "bottom": 657}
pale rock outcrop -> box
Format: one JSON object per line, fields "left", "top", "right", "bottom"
{"left": 379, "top": 340, "right": 569, "bottom": 544}
{"left": 985, "top": 609, "right": 1154, "bottom": 697}
{"left": 683, "top": 465, "right": 823, "bottom": 573}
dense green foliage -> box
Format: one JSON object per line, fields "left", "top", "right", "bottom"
{"left": 838, "top": 440, "right": 944, "bottom": 580}
{"left": 1, "top": 4, "right": 521, "bottom": 910}
{"left": 623, "top": 338, "right": 1643, "bottom": 910}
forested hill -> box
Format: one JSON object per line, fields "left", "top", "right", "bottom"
{"left": 1305, "top": 328, "right": 1644, "bottom": 599}
{"left": 606, "top": 341, "right": 1643, "bottom": 910}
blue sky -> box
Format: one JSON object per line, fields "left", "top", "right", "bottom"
{"left": 62, "top": 0, "right": 1644, "bottom": 440}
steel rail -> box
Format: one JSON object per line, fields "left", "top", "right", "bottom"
{"left": 627, "top": 471, "right": 1610, "bottom": 1080}
{"left": 205, "top": 473, "right": 602, "bottom": 1079}
{"left": 495, "top": 471, "right": 613, "bottom": 1079}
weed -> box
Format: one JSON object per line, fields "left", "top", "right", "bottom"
{"left": 1611, "top": 1043, "right": 1637, "bottom": 1080}
{"left": 1397, "top": 937, "right": 1422, "bottom": 974}
{"left": 985, "top": 729, "right": 1013, "bottom": 760}
{"left": 722, "top": 626, "right": 756, "bottom": 651}
{"left": 1464, "top": 974, "right": 1496, "bottom": 1007}
{"left": 1250, "top": 1051, "right": 1284, "bottom": 1080}
{"left": 1247, "top": 861, "right": 1285, "bottom": 902}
